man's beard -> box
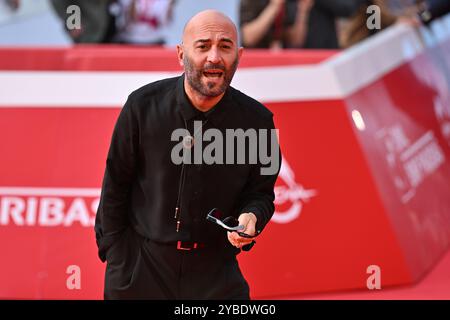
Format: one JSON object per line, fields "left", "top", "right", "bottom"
{"left": 183, "top": 53, "right": 239, "bottom": 97}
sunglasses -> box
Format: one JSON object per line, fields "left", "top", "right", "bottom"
{"left": 206, "top": 208, "right": 257, "bottom": 239}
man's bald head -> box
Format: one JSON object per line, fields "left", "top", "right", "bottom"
{"left": 176, "top": 10, "right": 243, "bottom": 109}
{"left": 182, "top": 10, "right": 239, "bottom": 44}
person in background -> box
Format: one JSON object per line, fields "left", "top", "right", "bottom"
{"left": 340, "top": 0, "right": 421, "bottom": 48}
{"left": 50, "top": 0, "right": 116, "bottom": 43}
{"left": 417, "top": 0, "right": 450, "bottom": 24}
{"left": 5, "top": 0, "right": 19, "bottom": 10}
{"left": 302, "top": 0, "right": 367, "bottom": 48}
{"left": 110, "top": 0, "right": 176, "bottom": 45}
{"left": 239, "top": 0, "right": 314, "bottom": 49}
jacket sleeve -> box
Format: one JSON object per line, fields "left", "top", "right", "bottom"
{"left": 238, "top": 115, "right": 281, "bottom": 234}
{"left": 94, "top": 94, "right": 139, "bottom": 262}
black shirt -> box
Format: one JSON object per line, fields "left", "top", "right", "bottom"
{"left": 95, "top": 75, "right": 281, "bottom": 261}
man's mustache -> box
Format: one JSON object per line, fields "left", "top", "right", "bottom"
{"left": 202, "top": 64, "right": 226, "bottom": 72}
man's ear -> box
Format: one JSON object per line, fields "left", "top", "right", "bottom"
{"left": 237, "top": 46, "right": 244, "bottom": 62}
{"left": 176, "top": 44, "right": 184, "bottom": 67}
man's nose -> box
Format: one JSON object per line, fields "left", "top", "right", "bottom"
{"left": 207, "top": 47, "right": 221, "bottom": 64}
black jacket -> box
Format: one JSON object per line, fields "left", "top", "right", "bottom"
{"left": 95, "top": 75, "right": 281, "bottom": 262}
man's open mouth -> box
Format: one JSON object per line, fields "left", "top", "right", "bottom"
{"left": 203, "top": 70, "right": 224, "bottom": 78}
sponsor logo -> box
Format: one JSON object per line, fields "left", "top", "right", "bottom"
{"left": 0, "top": 187, "right": 99, "bottom": 227}
{"left": 1, "top": 160, "right": 316, "bottom": 227}
{"left": 272, "top": 158, "right": 317, "bottom": 224}
{"left": 433, "top": 94, "right": 450, "bottom": 146}
{"left": 376, "top": 125, "right": 445, "bottom": 203}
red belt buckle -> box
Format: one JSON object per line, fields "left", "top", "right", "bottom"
{"left": 177, "top": 241, "right": 198, "bottom": 251}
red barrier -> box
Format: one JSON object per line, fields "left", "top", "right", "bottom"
{"left": 0, "top": 46, "right": 336, "bottom": 71}
{"left": 1, "top": 16, "right": 450, "bottom": 299}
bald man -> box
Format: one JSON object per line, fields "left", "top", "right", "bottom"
{"left": 95, "top": 10, "right": 281, "bottom": 299}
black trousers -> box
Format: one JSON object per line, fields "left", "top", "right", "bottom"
{"left": 103, "top": 226, "right": 250, "bottom": 300}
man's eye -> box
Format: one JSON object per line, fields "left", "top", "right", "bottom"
{"left": 221, "top": 45, "right": 231, "bottom": 49}
{"left": 197, "top": 45, "right": 207, "bottom": 49}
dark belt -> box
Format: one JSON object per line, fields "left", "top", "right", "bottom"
{"left": 176, "top": 241, "right": 205, "bottom": 251}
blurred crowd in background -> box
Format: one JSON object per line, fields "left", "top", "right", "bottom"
{"left": 2, "top": 0, "right": 450, "bottom": 49}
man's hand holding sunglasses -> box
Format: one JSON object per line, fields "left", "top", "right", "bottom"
{"left": 227, "top": 212, "right": 257, "bottom": 249}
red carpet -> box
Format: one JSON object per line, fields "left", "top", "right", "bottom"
{"left": 275, "top": 250, "right": 450, "bottom": 300}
